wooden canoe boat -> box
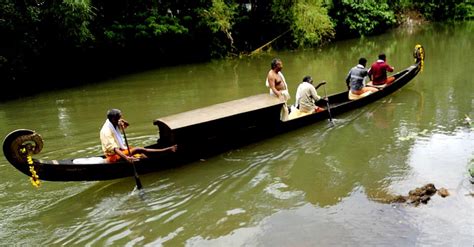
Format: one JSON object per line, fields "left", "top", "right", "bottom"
{"left": 3, "top": 45, "right": 425, "bottom": 182}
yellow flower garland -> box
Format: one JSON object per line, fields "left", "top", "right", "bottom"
{"left": 415, "top": 44, "right": 424, "bottom": 72}
{"left": 20, "top": 147, "right": 40, "bottom": 188}
{"left": 28, "top": 155, "right": 41, "bottom": 188}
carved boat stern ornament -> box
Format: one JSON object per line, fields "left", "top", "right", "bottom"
{"left": 3, "top": 129, "right": 43, "bottom": 165}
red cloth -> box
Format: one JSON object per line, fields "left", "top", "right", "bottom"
{"left": 369, "top": 60, "right": 394, "bottom": 85}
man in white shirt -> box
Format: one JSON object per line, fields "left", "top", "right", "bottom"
{"left": 100, "top": 109, "right": 177, "bottom": 163}
{"left": 295, "top": 76, "right": 325, "bottom": 113}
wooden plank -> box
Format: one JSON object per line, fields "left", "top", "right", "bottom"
{"left": 154, "top": 94, "right": 283, "bottom": 130}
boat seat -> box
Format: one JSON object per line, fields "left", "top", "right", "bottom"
{"left": 348, "top": 90, "right": 373, "bottom": 100}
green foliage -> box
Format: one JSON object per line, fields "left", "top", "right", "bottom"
{"left": 291, "top": 0, "right": 335, "bottom": 47}
{"left": 329, "top": 0, "right": 396, "bottom": 37}
{"left": 385, "top": 0, "right": 412, "bottom": 12}
{"left": 267, "top": 0, "right": 334, "bottom": 47}
{"left": 410, "top": 0, "right": 474, "bottom": 21}
{"left": 270, "top": 0, "right": 295, "bottom": 27}
{"left": 200, "top": 0, "right": 238, "bottom": 35}
{"left": 104, "top": 14, "right": 187, "bottom": 47}
{"left": 44, "top": 0, "right": 95, "bottom": 46}
{"left": 0, "top": 1, "right": 40, "bottom": 31}
{"left": 2, "top": 0, "right": 473, "bottom": 100}
{"left": 146, "top": 14, "right": 188, "bottom": 36}
{"left": 101, "top": 4, "right": 188, "bottom": 48}
{"left": 199, "top": 0, "right": 238, "bottom": 49}
{"left": 0, "top": 0, "right": 41, "bottom": 84}
{"left": 458, "top": 2, "right": 474, "bottom": 19}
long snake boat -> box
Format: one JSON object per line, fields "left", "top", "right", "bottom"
{"left": 3, "top": 45, "right": 425, "bottom": 182}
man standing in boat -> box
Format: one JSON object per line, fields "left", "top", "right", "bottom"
{"left": 346, "top": 57, "right": 379, "bottom": 100}
{"left": 368, "top": 53, "right": 395, "bottom": 86}
{"left": 266, "top": 58, "right": 290, "bottom": 120}
{"left": 100, "top": 109, "right": 177, "bottom": 163}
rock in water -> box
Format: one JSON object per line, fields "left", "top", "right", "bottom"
{"left": 422, "top": 183, "right": 437, "bottom": 196}
{"left": 420, "top": 195, "right": 431, "bottom": 204}
{"left": 386, "top": 183, "right": 449, "bottom": 206}
{"left": 437, "top": 188, "right": 449, "bottom": 197}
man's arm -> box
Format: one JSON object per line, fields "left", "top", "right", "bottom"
{"left": 367, "top": 67, "right": 373, "bottom": 80}
{"left": 386, "top": 64, "right": 394, "bottom": 72}
{"left": 345, "top": 70, "right": 351, "bottom": 89}
{"left": 119, "top": 119, "right": 129, "bottom": 128}
{"left": 310, "top": 86, "right": 321, "bottom": 102}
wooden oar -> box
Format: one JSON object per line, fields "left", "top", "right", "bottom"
{"left": 322, "top": 81, "right": 333, "bottom": 123}
{"left": 120, "top": 125, "right": 143, "bottom": 190}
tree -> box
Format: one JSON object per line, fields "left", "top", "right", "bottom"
{"left": 291, "top": 0, "right": 335, "bottom": 47}
{"left": 200, "top": 0, "right": 238, "bottom": 50}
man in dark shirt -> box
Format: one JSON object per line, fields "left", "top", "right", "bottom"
{"left": 368, "top": 53, "right": 395, "bottom": 85}
{"left": 346, "top": 57, "right": 378, "bottom": 95}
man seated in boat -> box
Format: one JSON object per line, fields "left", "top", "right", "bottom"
{"left": 367, "top": 53, "right": 395, "bottom": 86}
{"left": 100, "top": 109, "right": 177, "bottom": 163}
{"left": 346, "top": 58, "right": 379, "bottom": 100}
{"left": 266, "top": 58, "right": 290, "bottom": 120}
{"left": 289, "top": 76, "right": 325, "bottom": 119}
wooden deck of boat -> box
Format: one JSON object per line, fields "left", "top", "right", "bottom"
{"left": 153, "top": 94, "right": 283, "bottom": 130}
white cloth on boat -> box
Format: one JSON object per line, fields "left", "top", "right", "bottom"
{"left": 73, "top": 157, "right": 106, "bottom": 164}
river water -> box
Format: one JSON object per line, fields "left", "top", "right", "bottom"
{"left": 0, "top": 22, "right": 473, "bottom": 246}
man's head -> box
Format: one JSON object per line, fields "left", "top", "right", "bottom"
{"left": 107, "top": 109, "right": 122, "bottom": 124}
{"left": 302, "top": 75, "right": 313, "bottom": 84}
{"left": 378, "top": 53, "right": 386, "bottom": 61}
{"left": 271, "top": 58, "right": 283, "bottom": 70}
{"left": 359, "top": 57, "right": 367, "bottom": 67}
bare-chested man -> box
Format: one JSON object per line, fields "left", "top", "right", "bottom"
{"left": 266, "top": 58, "right": 290, "bottom": 101}
{"left": 266, "top": 58, "right": 290, "bottom": 120}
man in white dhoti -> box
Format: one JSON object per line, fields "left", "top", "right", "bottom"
{"left": 266, "top": 58, "right": 290, "bottom": 120}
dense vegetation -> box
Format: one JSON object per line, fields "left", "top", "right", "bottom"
{"left": 1, "top": 0, "right": 472, "bottom": 100}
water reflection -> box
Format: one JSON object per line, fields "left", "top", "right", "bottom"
{"left": 56, "top": 99, "right": 71, "bottom": 135}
